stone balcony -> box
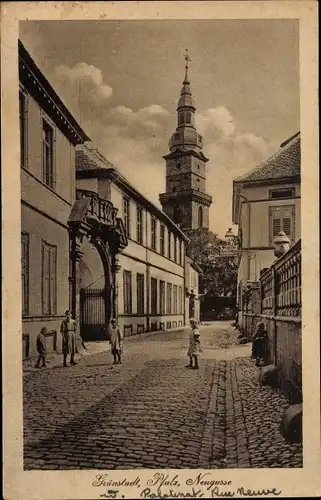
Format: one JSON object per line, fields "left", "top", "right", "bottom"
{"left": 75, "top": 189, "right": 118, "bottom": 228}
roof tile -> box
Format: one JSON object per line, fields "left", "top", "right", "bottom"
{"left": 235, "top": 132, "right": 300, "bottom": 183}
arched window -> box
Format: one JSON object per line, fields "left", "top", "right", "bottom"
{"left": 186, "top": 111, "right": 192, "bottom": 124}
{"left": 198, "top": 206, "right": 203, "bottom": 228}
{"left": 178, "top": 113, "right": 184, "bottom": 126}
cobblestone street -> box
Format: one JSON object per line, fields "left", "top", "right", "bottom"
{"left": 23, "top": 323, "right": 302, "bottom": 470}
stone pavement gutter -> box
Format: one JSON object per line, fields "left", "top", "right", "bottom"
{"left": 199, "top": 327, "right": 303, "bottom": 469}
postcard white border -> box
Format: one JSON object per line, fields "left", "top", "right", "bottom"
{"left": 1, "top": 2, "right": 320, "bottom": 499}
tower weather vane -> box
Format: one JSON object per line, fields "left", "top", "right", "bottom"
{"left": 184, "top": 48, "right": 191, "bottom": 80}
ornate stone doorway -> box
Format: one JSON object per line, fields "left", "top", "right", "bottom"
{"left": 68, "top": 189, "right": 127, "bottom": 344}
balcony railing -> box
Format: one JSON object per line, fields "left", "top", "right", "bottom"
{"left": 76, "top": 189, "right": 118, "bottom": 227}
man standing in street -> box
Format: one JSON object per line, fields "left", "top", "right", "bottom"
{"left": 61, "top": 310, "right": 77, "bottom": 367}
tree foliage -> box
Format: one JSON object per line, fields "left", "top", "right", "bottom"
{"left": 186, "top": 228, "right": 238, "bottom": 296}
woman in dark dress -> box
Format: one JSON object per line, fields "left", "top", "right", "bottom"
{"left": 252, "top": 322, "right": 267, "bottom": 365}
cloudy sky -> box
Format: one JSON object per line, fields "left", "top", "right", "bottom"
{"left": 20, "top": 20, "right": 299, "bottom": 236}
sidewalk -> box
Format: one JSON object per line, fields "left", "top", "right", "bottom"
{"left": 22, "top": 324, "right": 192, "bottom": 376}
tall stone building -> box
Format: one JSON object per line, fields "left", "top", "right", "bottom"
{"left": 159, "top": 51, "right": 212, "bottom": 231}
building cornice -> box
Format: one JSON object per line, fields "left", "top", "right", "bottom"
{"left": 159, "top": 189, "right": 212, "bottom": 207}
{"left": 233, "top": 175, "right": 300, "bottom": 189}
{"left": 163, "top": 148, "right": 209, "bottom": 163}
{"left": 19, "top": 40, "right": 90, "bottom": 146}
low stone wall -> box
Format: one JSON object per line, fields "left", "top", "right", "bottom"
{"left": 275, "top": 317, "right": 302, "bottom": 404}
{"left": 241, "top": 312, "right": 302, "bottom": 404}
{"left": 239, "top": 313, "right": 261, "bottom": 341}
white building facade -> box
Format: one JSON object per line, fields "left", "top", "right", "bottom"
{"left": 232, "top": 132, "right": 301, "bottom": 312}
{"left": 76, "top": 145, "right": 189, "bottom": 337}
{"left": 19, "top": 41, "right": 89, "bottom": 358}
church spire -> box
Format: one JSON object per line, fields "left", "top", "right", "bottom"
{"left": 167, "top": 49, "right": 203, "bottom": 153}
{"left": 159, "top": 49, "right": 212, "bottom": 231}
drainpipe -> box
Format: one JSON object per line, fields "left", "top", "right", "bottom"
{"left": 69, "top": 228, "right": 77, "bottom": 318}
{"left": 239, "top": 192, "right": 251, "bottom": 281}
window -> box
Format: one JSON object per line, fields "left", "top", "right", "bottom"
{"left": 178, "top": 286, "right": 183, "bottom": 314}
{"left": 179, "top": 240, "right": 182, "bottom": 266}
{"left": 269, "top": 206, "right": 295, "bottom": 244}
{"left": 123, "top": 270, "right": 132, "bottom": 314}
{"left": 42, "top": 119, "right": 54, "bottom": 188}
{"left": 166, "top": 283, "right": 172, "bottom": 314}
{"left": 174, "top": 237, "right": 177, "bottom": 262}
{"left": 136, "top": 206, "right": 143, "bottom": 244}
{"left": 159, "top": 280, "right": 165, "bottom": 314}
{"left": 137, "top": 273, "right": 144, "bottom": 315}
{"left": 168, "top": 232, "right": 172, "bottom": 259}
{"left": 21, "top": 233, "right": 29, "bottom": 316}
{"left": 174, "top": 133, "right": 180, "bottom": 141}
{"left": 173, "top": 285, "right": 178, "bottom": 314}
{"left": 151, "top": 218, "right": 157, "bottom": 251}
{"left": 42, "top": 241, "right": 57, "bottom": 316}
{"left": 123, "top": 197, "right": 130, "bottom": 237}
{"left": 186, "top": 111, "right": 192, "bottom": 124}
{"left": 151, "top": 278, "right": 158, "bottom": 315}
{"left": 198, "top": 206, "right": 203, "bottom": 228}
{"left": 178, "top": 113, "right": 184, "bottom": 125}
{"left": 160, "top": 225, "right": 165, "bottom": 255}
{"left": 269, "top": 188, "right": 295, "bottom": 199}
{"left": 19, "top": 90, "right": 28, "bottom": 168}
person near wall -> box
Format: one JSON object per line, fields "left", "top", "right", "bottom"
{"left": 251, "top": 321, "right": 268, "bottom": 366}
{"left": 186, "top": 318, "right": 202, "bottom": 370}
{"left": 61, "top": 310, "right": 77, "bottom": 367}
{"left": 35, "top": 326, "right": 47, "bottom": 368}
{"left": 109, "top": 319, "right": 124, "bottom": 365}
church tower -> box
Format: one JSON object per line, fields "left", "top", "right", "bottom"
{"left": 159, "top": 50, "right": 212, "bottom": 231}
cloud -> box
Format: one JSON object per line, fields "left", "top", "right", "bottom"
{"left": 79, "top": 103, "right": 171, "bottom": 204}
{"left": 55, "top": 62, "right": 113, "bottom": 102}
{"left": 53, "top": 62, "right": 113, "bottom": 121}
{"left": 53, "top": 62, "right": 277, "bottom": 236}
{"left": 196, "top": 107, "right": 236, "bottom": 141}
{"left": 195, "top": 107, "right": 276, "bottom": 235}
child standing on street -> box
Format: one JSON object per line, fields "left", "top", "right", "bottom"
{"left": 109, "top": 319, "right": 124, "bottom": 364}
{"left": 186, "top": 318, "right": 202, "bottom": 370}
{"left": 35, "top": 326, "right": 47, "bottom": 368}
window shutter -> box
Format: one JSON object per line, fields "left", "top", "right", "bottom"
{"left": 273, "top": 218, "right": 281, "bottom": 237}
{"left": 42, "top": 244, "right": 50, "bottom": 315}
{"left": 282, "top": 217, "right": 292, "bottom": 238}
{"left": 49, "top": 247, "right": 57, "bottom": 314}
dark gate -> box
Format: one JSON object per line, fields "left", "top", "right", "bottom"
{"left": 80, "top": 287, "right": 110, "bottom": 341}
